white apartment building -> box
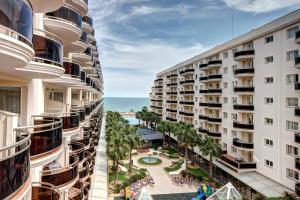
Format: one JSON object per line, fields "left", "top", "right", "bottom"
{"left": 0, "top": 0, "right": 104, "bottom": 200}
{"left": 150, "top": 9, "right": 300, "bottom": 198}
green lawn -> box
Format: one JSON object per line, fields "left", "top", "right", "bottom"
{"left": 165, "top": 160, "right": 184, "bottom": 172}
{"left": 188, "top": 167, "right": 209, "bottom": 178}
{"left": 162, "top": 146, "right": 178, "bottom": 155}
{"left": 109, "top": 171, "right": 127, "bottom": 182}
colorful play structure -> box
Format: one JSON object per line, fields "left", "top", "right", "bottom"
{"left": 191, "top": 183, "right": 214, "bottom": 200}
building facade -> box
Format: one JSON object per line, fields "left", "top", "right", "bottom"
{"left": 0, "top": 0, "right": 104, "bottom": 199}
{"left": 150, "top": 9, "right": 300, "bottom": 197}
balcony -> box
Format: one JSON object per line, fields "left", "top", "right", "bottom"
{"left": 199, "top": 63, "right": 208, "bottom": 69}
{"left": 207, "top": 116, "right": 222, "bottom": 123}
{"left": 44, "top": 6, "right": 82, "bottom": 44}
{"left": 65, "top": 31, "right": 89, "bottom": 54}
{"left": 219, "top": 155, "right": 256, "bottom": 172}
{"left": 69, "top": 142, "right": 85, "bottom": 162}
{"left": 295, "top": 31, "right": 300, "bottom": 44}
{"left": 0, "top": 0, "right": 34, "bottom": 74}
{"left": 233, "top": 68, "right": 255, "bottom": 77}
{"left": 207, "top": 131, "right": 221, "bottom": 138}
{"left": 167, "top": 83, "right": 177, "bottom": 86}
{"left": 167, "top": 100, "right": 177, "bottom": 104}
{"left": 295, "top": 133, "right": 300, "bottom": 144}
{"left": 198, "top": 127, "right": 208, "bottom": 134}
{"left": 200, "top": 102, "right": 222, "bottom": 108}
{"left": 233, "top": 86, "right": 254, "bottom": 93}
{"left": 63, "top": 59, "right": 81, "bottom": 80}
{"left": 81, "top": 70, "right": 86, "bottom": 83}
{"left": 179, "top": 111, "right": 194, "bottom": 117}
{"left": 66, "top": 0, "right": 88, "bottom": 16}
{"left": 207, "top": 74, "right": 222, "bottom": 81}
{"left": 199, "top": 76, "right": 208, "bottom": 82}
{"left": 32, "top": 182, "right": 60, "bottom": 200}
{"left": 71, "top": 47, "right": 92, "bottom": 64}
{"left": 200, "top": 89, "right": 222, "bottom": 94}
{"left": 180, "top": 68, "right": 195, "bottom": 75}
{"left": 296, "top": 158, "right": 300, "bottom": 170}
{"left": 41, "top": 155, "right": 79, "bottom": 187}
{"left": 79, "top": 160, "right": 90, "bottom": 180}
{"left": 179, "top": 91, "right": 195, "bottom": 95}
{"left": 295, "top": 108, "right": 300, "bottom": 117}
{"left": 84, "top": 104, "right": 91, "bottom": 116}
{"left": 295, "top": 56, "right": 300, "bottom": 68}
{"left": 30, "top": 116, "right": 63, "bottom": 159}
{"left": 296, "top": 182, "right": 300, "bottom": 196}
{"left": 233, "top": 121, "right": 254, "bottom": 130}
{"left": 167, "top": 92, "right": 177, "bottom": 95}
{"left": 71, "top": 107, "right": 86, "bottom": 122}
{"left": 167, "top": 74, "right": 178, "bottom": 78}
{"left": 61, "top": 113, "right": 80, "bottom": 131}
{"left": 180, "top": 80, "right": 195, "bottom": 85}
{"left": 18, "top": 29, "right": 64, "bottom": 79}
{"left": 0, "top": 130, "right": 31, "bottom": 200}
{"left": 69, "top": 180, "right": 84, "bottom": 200}
{"left": 233, "top": 104, "right": 254, "bottom": 111}
{"left": 82, "top": 15, "right": 94, "bottom": 34}
{"left": 234, "top": 50, "right": 255, "bottom": 61}
{"left": 232, "top": 138, "right": 254, "bottom": 149}
{"left": 166, "top": 108, "right": 177, "bottom": 113}
{"left": 166, "top": 117, "right": 177, "bottom": 122}
{"left": 29, "top": 0, "right": 64, "bottom": 13}
{"left": 295, "top": 82, "right": 300, "bottom": 90}
{"left": 206, "top": 60, "right": 222, "bottom": 69}
{"left": 179, "top": 101, "right": 194, "bottom": 105}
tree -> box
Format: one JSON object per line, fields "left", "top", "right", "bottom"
{"left": 124, "top": 126, "right": 142, "bottom": 175}
{"left": 157, "top": 121, "right": 174, "bottom": 146}
{"left": 199, "top": 137, "right": 222, "bottom": 177}
{"left": 135, "top": 111, "right": 142, "bottom": 125}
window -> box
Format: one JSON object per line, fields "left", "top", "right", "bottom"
{"left": 48, "top": 91, "right": 64, "bottom": 102}
{"left": 265, "top": 56, "right": 273, "bottom": 63}
{"left": 287, "top": 169, "right": 299, "bottom": 180}
{"left": 223, "top": 143, "right": 227, "bottom": 149}
{"left": 223, "top": 52, "right": 228, "bottom": 59}
{"left": 264, "top": 159, "right": 273, "bottom": 168}
{"left": 265, "top": 77, "right": 273, "bottom": 84}
{"left": 232, "top": 97, "right": 237, "bottom": 104}
{"left": 223, "top": 67, "right": 228, "bottom": 74}
{"left": 223, "top": 97, "right": 228, "bottom": 103}
{"left": 287, "top": 145, "right": 298, "bottom": 156}
{"left": 265, "top": 118, "right": 273, "bottom": 125}
{"left": 0, "top": 87, "right": 21, "bottom": 114}
{"left": 286, "top": 98, "right": 298, "bottom": 107}
{"left": 265, "top": 139, "right": 273, "bottom": 147}
{"left": 265, "top": 35, "right": 273, "bottom": 43}
{"left": 223, "top": 82, "right": 228, "bottom": 88}
{"left": 287, "top": 26, "right": 299, "bottom": 39}
{"left": 286, "top": 74, "right": 298, "bottom": 84}
{"left": 223, "top": 128, "right": 227, "bottom": 134}
{"left": 231, "top": 146, "right": 237, "bottom": 153}
{"left": 265, "top": 97, "right": 273, "bottom": 104}
{"left": 286, "top": 121, "right": 298, "bottom": 131}
{"left": 232, "top": 113, "right": 237, "bottom": 120}
{"left": 223, "top": 112, "right": 228, "bottom": 119}
{"left": 231, "top": 130, "right": 237, "bottom": 137}
{"left": 287, "top": 50, "right": 298, "bottom": 62}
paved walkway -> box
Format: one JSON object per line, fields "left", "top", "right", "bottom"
{"left": 133, "top": 153, "right": 197, "bottom": 195}
{"left": 89, "top": 114, "right": 108, "bottom": 200}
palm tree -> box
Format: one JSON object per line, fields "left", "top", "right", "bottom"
{"left": 188, "top": 132, "right": 202, "bottom": 164}
{"left": 157, "top": 121, "right": 173, "bottom": 146}
{"left": 136, "top": 111, "right": 142, "bottom": 125}
{"left": 199, "top": 137, "right": 222, "bottom": 177}
{"left": 124, "top": 126, "right": 142, "bottom": 175}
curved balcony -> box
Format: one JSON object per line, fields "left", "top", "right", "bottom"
{"left": 29, "top": 0, "right": 64, "bottom": 13}
{"left": 179, "top": 111, "right": 194, "bottom": 117}
{"left": 84, "top": 105, "right": 91, "bottom": 116}
{"left": 199, "top": 63, "right": 208, "bottom": 69}
{"left": 82, "top": 15, "right": 93, "bottom": 33}
{"left": 61, "top": 113, "right": 80, "bottom": 131}
{"left": 71, "top": 47, "right": 92, "bottom": 64}
{"left": 180, "top": 68, "right": 194, "bottom": 75}
{"left": 0, "top": 130, "right": 30, "bottom": 200}
{"left": 200, "top": 102, "right": 222, "bottom": 108}
{"left": 32, "top": 182, "right": 60, "bottom": 200}
{"left": 69, "top": 142, "right": 85, "bottom": 162}
{"left": 233, "top": 68, "right": 254, "bottom": 77}
{"left": 200, "top": 89, "right": 222, "bottom": 95}
{"left": 63, "top": 59, "right": 81, "bottom": 80}
{"left": 207, "top": 74, "right": 222, "bottom": 81}
{"left": 66, "top": 0, "right": 88, "bottom": 16}
{"left": 206, "top": 60, "right": 222, "bottom": 69}
{"left": 69, "top": 180, "right": 84, "bottom": 200}
{"left": 166, "top": 108, "right": 177, "bottom": 113}
{"left": 17, "top": 29, "right": 64, "bottom": 79}
{"left": 166, "top": 100, "right": 177, "bottom": 104}
{"left": 180, "top": 80, "right": 195, "bottom": 85}
{"left": 179, "top": 91, "right": 194, "bottom": 95}
{"left": 79, "top": 160, "right": 90, "bottom": 180}
{"left": 65, "top": 31, "right": 89, "bottom": 54}
{"left": 179, "top": 101, "right": 194, "bottom": 105}
{"left": 233, "top": 138, "right": 254, "bottom": 150}
{"left": 219, "top": 155, "right": 256, "bottom": 172}
{"left": 234, "top": 50, "right": 255, "bottom": 61}
{"left": 29, "top": 116, "right": 63, "bottom": 162}
{"left": 233, "top": 86, "right": 254, "bottom": 94}
{"left": 233, "top": 104, "right": 254, "bottom": 111}
{"left": 71, "top": 107, "right": 86, "bottom": 122}
{"left": 233, "top": 121, "right": 254, "bottom": 130}
{"left": 207, "top": 131, "right": 221, "bottom": 138}
{"left": 0, "top": 0, "right": 34, "bottom": 74}
{"left": 41, "top": 155, "right": 79, "bottom": 187}
{"left": 44, "top": 6, "right": 82, "bottom": 44}
{"left": 199, "top": 76, "right": 208, "bottom": 82}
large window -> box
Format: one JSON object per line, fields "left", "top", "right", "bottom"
{"left": 0, "top": 87, "right": 21, "bottom": 114}
{"left": 48, "top": 91, "right": 64, "bottom": 102}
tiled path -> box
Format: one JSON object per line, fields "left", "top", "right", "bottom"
{"left": 90, "top": 115, "right": 108, "bottom": 200}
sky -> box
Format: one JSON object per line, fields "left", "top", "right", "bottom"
{"left": 89, "top": 0, "right": 300, "bottom": 98}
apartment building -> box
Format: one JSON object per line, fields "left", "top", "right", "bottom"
{"left": 0, "top": 0, "right": 104, "bottom": 200}
{"left": 150, "top": 9, "right": 300, "bottom": 198}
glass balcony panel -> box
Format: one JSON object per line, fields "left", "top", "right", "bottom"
{"left": 32, "top": 182, "right": 60, "bottom": 200}
{"left": 46, "top": 6, "right": 82, "bottom": 28}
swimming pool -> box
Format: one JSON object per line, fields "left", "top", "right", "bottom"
{"left": 123, "top": 116, "right": 139, "bottom": 125}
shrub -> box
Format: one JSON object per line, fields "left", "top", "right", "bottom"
{"left": 122, "top": 180, "right": 130, "bottom": 188}
{"left": 180, "top": 170, "right": 187, "bottom": 177}
{"left": 114, "top": 184, "right": 122, "bottom": 193}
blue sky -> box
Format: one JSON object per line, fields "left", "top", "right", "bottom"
{"left": 89, "top": 0, "right": 300, "bottom": 97}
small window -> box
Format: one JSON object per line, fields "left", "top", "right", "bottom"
{"left": 287, "top": 26, "right": 299, "bottom": 39}
{"left": 232, "top": 97, "right": 237, "bottom": 104}
{"left": 223, "top": 52, "right": 228, "bottom": 59}
{"left": 265, "top": 77, "right": 273, "bottom": 84}
{"left": 231, "top": 146, "right": 237, "bottom": 153}
{"left": 223, "top": 82, "right": 228, "bottom": 88}
{"left": 264, "top": 159, "right": 273, "bottom": 168}
{"left": 223, "top": 97, "right": 228, "bottom": 103}
{"left": 265, "top": 118, "right": 273, "bottom": 125}
{"left": 265, "top": 139, "right": 273, "bottom": 147}
{"left": 286, "top": 145, "right": 298, "bottom": 156}
{"left": 223, "top": 67, "right": 228, "bottom": 74}
{"left": 265, "top": 97, "right": 273, "bottom": 104}
{"left": 286, "top": 121, "right": 298, "bottom": 131}
{"left": 223, "top": 143, "right": 227, "bottom": 149}
{"left": 265, "top": 56, "right": 274, "bottom": 63}
{"left": 231, "top": 130, "right": 237, "bottom": 137}
{"left": 287, "top": 50, "right": 298, "bottom": 62}
{"left": 286, "top": 98, "right": 298, "bottom": 107}
{"left": 223, "top": 128, "right": 227, "bottom": 134}
{"left": 223, "top": 112, "right": 228, "bottom": 119}
{"left": 287, "top": 168, "right": 299, "bottom": 180}
{"left": 265, "top": 35, "right": 273, "bottom": 43}
{"left": 286, "top": 74, "right": 298, "bottom": 84}
{"left": 232, "top": 113, "right": 237, "bottom": 120}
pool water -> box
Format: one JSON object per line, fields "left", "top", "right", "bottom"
{"left": 142, "top": 157, "right": 158, "bottom": 163}
{"left": 123, "top": 116, "right": 139, "bottom": 125}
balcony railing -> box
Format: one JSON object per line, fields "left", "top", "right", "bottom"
{"left": 32, "top": 182, "right": 60, "bottom": 200}
{"left": 46, "top": 6, "right": 82, "bottom": 28}
{"left": 167, "top": 74, "right": 178, "bottom": 78}
{"left": 166, "top": 108, "right": 177, "bottom": 113}
{"left": 233, "top": 138, "right": 254, "bottom": 149}
{"left": 79, "top": 160, "right": 90, "bottom": 180}
{"left": 80, "top": 71, "right": 86, "bottom": 82}
{"left": 83, "top": 15, "right": 93, "bottom": 27}
{"left": 295, "top": 82, "right": 300, "bottom": 90}
{"left": 221, "top": 155, "right": 256, "bottom": 170}
{"left": 296, "top": 158, "right": 300, "bottom": 170}
{"left": 179, "top": 91, "right": 194, "bottom": 95}
{"left": 207, "top": 74, "right": 222, "bottom": 80}
{"left": 166, "top": 100, "right": 177, "bottom": 104}
{"left": 29, "top": 116, "right": 63, "bottom": 157}
{"left": 295, "top": 107, "right": 300, "bottom": 116}
{"left": 0, "top": 130, "right": 30, "bottom": 200}
{"left": 295, "top": 133, "right": 300, "bottom": 144}
{"left": 71, "top": 106, "right": 86, "bottom": 122}
{"left": 41, "top": 155, "right": 79, "bottom": 187}
{"left": 179, "top": 101, "right": 194, "bottom": 105}
{"left": 207, "top": 131, "right": 221, "bottom": 138}
{"left": 200, "top": 102, "right": 222, "bottom": 108}
{"left": 179, "top": 111, "right": 194, "bottom": 117}
{"left": 233, "top": 86, "right": 254, "bottom": 93}
{"left": 69, "top": 142, "right": 85, "bottom": 162}
{"left": 167, "top": 83, "right": 177, "bottom": 86}
{"left": 234, "top": 50, "right": 255, "bottom": 60}
{"left": 69, "top": 180, "right": 84, "bottom": 200}
{"left": 63, "top": 59, "right": 81, "bottom": 79}
{"left": 233, "top": 104, "right": 254, "bottom": 111}
{"left": 233, "top": 121, "right": 254, "bottom": 130}
{"left": 167, "top": 92, "right": 177, "bottom": 95}
{"left": 207, "top": 60, "right": 222, "bottom": 67}
{"left": 33, "top": 29, "right": 63, "bottom": 67}
{"left": 199, "top": 63, "right": 208, "bottom": 69}
{"left": 0, "top": 0, "right": 33, "bottom": 46}
{"left": 166, "top": 117, "right": 177, "bottom": 122}
{"left": 296, "top": 182, "right": 300, "bottom": 196}
{"left": 233, "top": 68, "right": 255, "bottom": 76}
{"left": 199, "top": 76, "right": 208, "bottom": 81}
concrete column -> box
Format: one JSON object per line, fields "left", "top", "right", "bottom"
{"left": 27, "top": 79, "right": 44, "bottom": 125}
{"left": 65, "top": 87, "right": 72, "bottom": 112}
{"left": 79, "top": 90, "right": 83, "bottom": 106}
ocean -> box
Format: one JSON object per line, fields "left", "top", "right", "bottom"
{"left": 103, "top": 97, "right": 149, "bottom": 112}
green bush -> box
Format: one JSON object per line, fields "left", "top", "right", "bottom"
{"left": 122, "top": 180, "right": 130, "bottom": 188}
{"left": 165, "top": 160, "right": 184, "bottom": 172}
{"left": 114, "top": 184, "right": 122, "bottom": 193}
